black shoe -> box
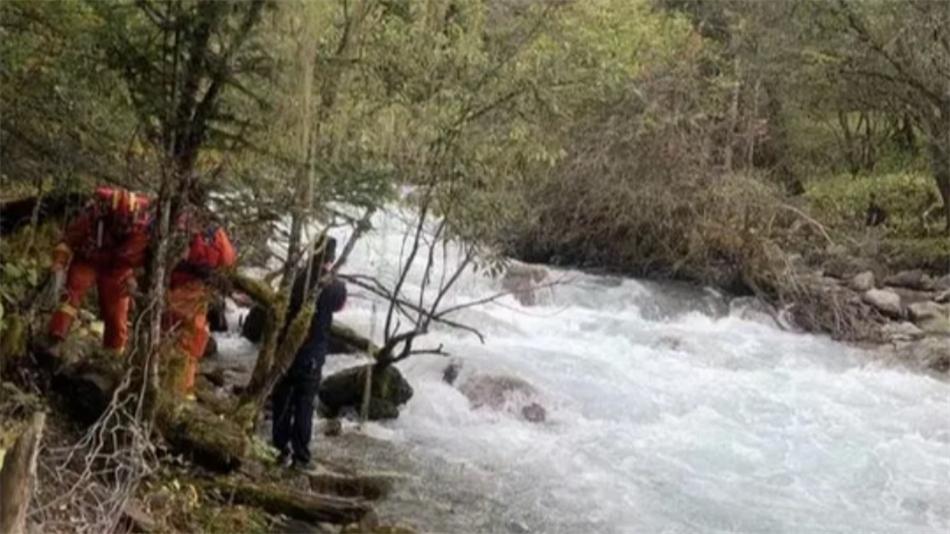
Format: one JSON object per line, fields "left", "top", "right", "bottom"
{"left": 290, "top": 460, "right": 311, "bottom": 472}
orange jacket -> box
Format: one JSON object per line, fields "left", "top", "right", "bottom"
{"left": 53, "top": 187, "right": 151, "bottom": 270}
{"left": 170, "top": 226, "right": 237, "bottom": 288}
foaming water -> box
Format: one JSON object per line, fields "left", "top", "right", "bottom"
{"left": 276, "top": 207, "right": 950, "bottom": 533}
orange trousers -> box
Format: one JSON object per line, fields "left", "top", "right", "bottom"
{"left": 48, "top": 259, "right": 132, "bottom": 352}
{"left": 164, "top": 281, "right": 210, "bottom": 394}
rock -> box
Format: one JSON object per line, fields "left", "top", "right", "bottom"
{"left": 319, "top": 364, "right": 413, "bottom": 420}
{"left": 850, "top": 271, "right": 875, "bottom": 292}
{"left": 203, "top": 335, "right": 218, "bottom": 359}
{"left": 457, "top": 373, "right": 547, "bottom": 423}
{"left": 862, "top": 288, "right": 903, "bottom": 318}
{"left": 883, "top": 269, "right": 934, "bottom": 291}
{"left": 934, "top": 274, "right": 950, "bottom": 291}
{"left": 907, "top": 301, "right": 950, "bottom": 334}
{"left": 907, "top": 301, "right": 947, "bottom": 322}
{"left": 241, "top": 305, "right": 267, "bottom": 343}
{"left": 501, "top": 261, "right": 548, "bottom": 306}
{"left": 881, "top": 322, "right": 925, "bottom": 342}
{"left": 322, "top": 419, "right": 343, "bottom": 437}
{"left": 442, "top": 359, "right": 462, "bottom": 385}
{"left": 207, "top": 295, "right": 228, "bottom": 333}
{"left": 936, "top": 289, "right": 950, "bottom": 304}
{"left": 889, "top": 337, "right": 950, "bottom": 373}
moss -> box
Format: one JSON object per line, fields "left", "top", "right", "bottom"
{"left": 191, "top": 503, "right": 271, "bottom": 534}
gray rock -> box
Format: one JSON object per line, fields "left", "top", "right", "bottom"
{"left": 458, "top": 373, "right": 548, "bottom": 423}
{"left": 862, "top": 288, "right": 903, "bottom": 318}
{"left": 935, "top": 274, "right": 950, "bottom": 291}
{"left": 936, "top": 289, "right": 950, "bottom": 304}
{"left": 889, "top": 337, "right": 950, "bottom": 373}
{"left": 881, "top": 322, "right": 925, "bottom": 342}
{"left": 883, "top": 269, "right": 934, "bottom": 291}
{"left": 501, "top": 261, "right": 549, "bottom": 306}
{"left": 850, "top": 271, "right": 875, "bottom": 292}
{"left": 907, "top": 301, "right": 947, "bottom": 322}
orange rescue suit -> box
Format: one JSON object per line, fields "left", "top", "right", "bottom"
{"left": 165, "top": 225, "right": 236, "bottom": 393}
{"left": 48, "top": 187, "right": 151, "bottom": 353}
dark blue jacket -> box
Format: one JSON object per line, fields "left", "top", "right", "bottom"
{"left": 288, "top": 277, "right": 346, "bottom": 377}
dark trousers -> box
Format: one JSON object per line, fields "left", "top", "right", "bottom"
{"left": 271, "top": 371, "right": 320, "bottom": 465}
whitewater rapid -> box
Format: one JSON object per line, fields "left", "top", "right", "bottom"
{"left": 227, "top": 207, "right": 950, "bottom": 533}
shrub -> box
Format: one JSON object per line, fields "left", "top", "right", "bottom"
{"left": 805, "top": 172, "right": 941, "bottom": 236}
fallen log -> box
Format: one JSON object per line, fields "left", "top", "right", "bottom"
{"left": 0, "top": 412, "right": 46, "bottom": 534}
{"left": 306, "top": 472, "right": 396, "bottom": 501}
{"left": 205, "top": 478, "right": 372, "bottom": 525}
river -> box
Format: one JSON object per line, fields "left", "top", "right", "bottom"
{"left": 221, "top": 206, "right": 950, "bottom": 533}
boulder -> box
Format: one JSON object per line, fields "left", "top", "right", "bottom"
{"left": 318, "top": 364, "right": 413, "bottom": 420}
{"left": 501, "top": 261, "right": 548, "bottom": 306}
{"left": 849, "top": 271, "right": 875, "bottom": 292}
{"left": 889, "top": 337, "right": 950, "bottom": 373}
{"left": 907, "top": 301, "right": 950, "bottom": 335}
{"left": 881, "top": 322, "right": 925, "bottom": 342}
{"left": 241, "top": 305, "right": 267, "bottom": 343}
{"left": 203, "top": 335, "right": 218, "bottom": 359}
{"left": 883, "top": 269, "right": 934, "bottom": 291}
{"left": 862, "top": 288, "right": 903, "bottom": 318}
{"left": 936, "top": 289, "right": 950, "bottom": 304}
{"left": 457, "top": 373, "right": 548, "bottom": 423}
{"left": 935, "top": 274, "right": 950, "bottom": 291}
{"left": 207, "top": 296, "right": 229, "bottom": 333}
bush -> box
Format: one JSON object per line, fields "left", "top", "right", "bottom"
{"left": 805, "top": 172, "right": 941, "bottom": 236}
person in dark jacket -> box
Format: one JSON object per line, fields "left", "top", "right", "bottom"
{"left": 272, "top": 237, "right": 346, "bottom": 469}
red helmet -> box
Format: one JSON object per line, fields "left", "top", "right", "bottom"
{"left": 95, "top": 186, "right": 151, "bottom": 229}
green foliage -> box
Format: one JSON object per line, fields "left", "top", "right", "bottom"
{"left": 805, "top": 172, "right": 940, "bottom": 236}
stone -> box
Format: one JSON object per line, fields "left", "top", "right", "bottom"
{"left": 889, "top": 337, "right": 950, "bottom": 373}
{"left": 850, "top": 271, "right": 875, "bottom": 292}
{"left": 936, "top": 289, "right": 950, "bottom": 304}
{"left": 457, "top": 373, "right": 547, "bottom": 423}
{"left": 907, "top": 301, "right": 950, "bottom": 334}
{"left": 318, "top": 364, "right": 413, "bottom": 420}
{"left": 881, "top": 322, "right": 925, "bottom": 342}
{"left": 935, "top": 274, "right": 950, "bottom": 291}
{"left": 442, "top": 359, "right": 462, "bottom": 385}
{"left": 501, "top": 261, "right": 549, "bottom": 306}
{"left": 883, "top": 269, "right": 934, "bottom": 291}
{"left": 862, "top": 288, "right": 903, "bottom": 318}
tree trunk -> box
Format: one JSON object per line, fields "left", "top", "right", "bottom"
{"left": 0, "top": 412, "right": 45, "bottom": 534}
{"left": 204, "top": 479, "right": 372, "bottom": 525}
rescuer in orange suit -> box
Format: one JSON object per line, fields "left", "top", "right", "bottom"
{"left": 164, "top": 208, "right": 237, "bottom": 398}
{"left": 47, "top": 187, "right": 151, "bottom": 356}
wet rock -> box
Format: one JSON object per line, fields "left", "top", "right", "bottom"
{"left": 729, "top": 297, "right": 781, "bottom": 328}
{"left": 241, "top": 305, "right": 266, "bottom": 343}
{"left": 850, "top": 271, "right": 875, "bottom": 292}
{"left": 889, "top": 337, "right": 950, "bottom": 373}
{"left": 881, "top": 322, "right": 925, "bottom": 342}
{"left": 203, "top": 335, "right": 218, "bottom": 359}
{"left": 207, "top": 295, "right": 228, "bottom": 333}
{"left": 862, "top": 288, "right": 903, "bottom": 318}
{"left": 501, "top": 261, "right": 548, "bottom": 306}
{"left": 883, "top": 269, "right": 934, "bottom": 291}
{"left": 458, "top": 374, "right": 547, "bottom": 423}
{"left": 322, "top": 419, "right": 343, "bottom": 437}
{"left": 319, "top": 364, "right": 413, "bottom": 420}
{"left": 442, "top": 359, "right": 462, "bottom": 385}
{"left": 907, "top": 301, "right": 950, "bottom": 334}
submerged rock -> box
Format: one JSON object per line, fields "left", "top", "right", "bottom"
{"left": 501, "top": 261, "right": 548, "bottom": 306}
{"left": 457, "top": 373, "right": 548, "bottom": 423}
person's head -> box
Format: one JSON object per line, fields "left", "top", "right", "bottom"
{"left": 95, "top": 186, "right": 150, "bottom": 236}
